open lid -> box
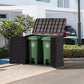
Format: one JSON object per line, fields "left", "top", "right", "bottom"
{"left": 32, "top": 18, "right": 66, "bottom": 36}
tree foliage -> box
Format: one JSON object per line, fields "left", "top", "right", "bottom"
{"left": 0, "top": 19, "right": 25, "bottom": 39}
{"left": 0, "top": 14, "right": 35, "bottom": 39}
{"left": 17, "top": 14, "right": 35, "bottom": 32}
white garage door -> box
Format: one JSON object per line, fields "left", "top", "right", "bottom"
{"left": 46, "top": 11, "right": 83, "bottom": 37}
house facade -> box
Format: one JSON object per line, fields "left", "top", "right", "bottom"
{"left": 0, "top": 0, "right": 84, "bottom": 46}
{"left": 0, "top": 10, "right": 22, "bottom": 47}
{"left": 70, "top": 0, "right": 84, "bottom": 10}
{"left": 0, "top": 0, "right": 70, "bottom": 8}
{"left": 0, "top": 0, "right": 84, "bottom": 9}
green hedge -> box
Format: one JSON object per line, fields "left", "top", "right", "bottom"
{"left": 0, "top": 47, "right": 9, "bottom": 59}
{"left": 0, "top": 45, "right": 84, "bottom": 59}
{"left": 63, "top": 45, "right": 84, "bottom": 58}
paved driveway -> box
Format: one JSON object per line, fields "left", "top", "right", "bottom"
{"left": 9, "top": 61, "right": 84, "bottom": 84}
{"left": 0, "top": 64, "right": 55, "bottom": 84}
{"left": 1, "top": 58, "right": 84, "bottom": 84}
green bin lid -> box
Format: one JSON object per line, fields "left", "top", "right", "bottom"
{"left": 41, "top": 37, "right": 51, "bottom": 41}
{"left": 28, "top": 36, "right": 41, "bottom": 40}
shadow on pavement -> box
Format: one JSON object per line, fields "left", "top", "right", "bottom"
{"left": 0, "top": 69, "right": 6, "bottom": 71}
{"left": 58, "top": 61, "right": 84, "bottom": 69}
{"left": 0, "top": 64, "right": 17, "bottom": 69}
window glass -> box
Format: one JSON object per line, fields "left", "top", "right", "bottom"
{"left": 58, "top": 0, "right": 64, "bottom": 7}
{"left": 64, "top": 0, "right": 69, "bottom": 8}
{"left": 58, "top": 0, "right": 69, "bottom": 8}
{"left": 36, "top": 0, "right": 50, "bottom": 3}
{"left": 0, "top": 14, "right": 6, "bottom": 18}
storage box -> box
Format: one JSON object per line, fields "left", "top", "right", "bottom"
{"left": 10, "top": 18, "right": 66, "bottom": 68}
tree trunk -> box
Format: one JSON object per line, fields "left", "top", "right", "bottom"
{"left": 8, "top": 39, "right": 10, "bottom": 49}
{"left": 4, "top": 37, "right": 6, "bottom": 46}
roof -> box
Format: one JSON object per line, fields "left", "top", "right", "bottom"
{"left": 33, "top": 18, "right": 66, "bottom": 36}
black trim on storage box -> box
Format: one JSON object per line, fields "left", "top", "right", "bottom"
{"left": 51, "top": 36, "right": 64, "bottom": 68}
{"left": 10, "top": 36, "right": 29, "bottom": 64}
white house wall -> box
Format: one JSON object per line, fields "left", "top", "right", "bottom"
{"left": 0, "top": 0, "right": 58, "bottom": 7}
{"left": 7, "top": 11, "right": 22, "bottom": 21}
{"left": 80, "top": 0, "right": 84, "bottom": 10}
{"left": 1, "top": 0, "right": 84, "bottom": 10}
{"left": 70, "top": 0, "right": 84, "bottom": 10}
{"left": 0, "top": 10, "right": 22, "bottom": 47}
{"left": 22, "top": 6, "right": 39, "bottom": 19}
{"left": 69, "top": 0, "right": 78, "bottom": 9}
{"left": 0, "top": 34, "right": 5, "bottom": 47}
{"left": 0, "top": 11, "right": 22, "bottom": 21}
{"left": 81, "top": 13, "right": 84, "bottom": 38}
{"left": 0, "top": 6, "right": 46, "bottom": 19}
{"left": 36, "top": 7, "right": 46, "bottom": 18}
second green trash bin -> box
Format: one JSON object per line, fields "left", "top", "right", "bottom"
{"left": 41, "top": 37, "right": 51, "bottom": 65}
{"left": 28, "top": 36, "right": 42, "bottom": 64}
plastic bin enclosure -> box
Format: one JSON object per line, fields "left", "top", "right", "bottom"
{"left": 10, "top": 37, "right": 28, "bottom": 64}
{"left": 28, "top": 36, "right": 42, "bottom": 64}
{"left": 10, "top": 18, "right": 66, "bottom": 68}
{"left": 41, "top": 37, "right": 51, "bottom": 65}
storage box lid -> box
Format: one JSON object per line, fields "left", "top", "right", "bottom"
{"left": 32, "top": 18, "right": 66, "bottom": 36}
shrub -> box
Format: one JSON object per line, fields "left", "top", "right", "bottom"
{"left": 63, "top": 45, "right": 84, "bottom": 58}
{"left": 0, "top": 46, "right": 9, "bottom": 59}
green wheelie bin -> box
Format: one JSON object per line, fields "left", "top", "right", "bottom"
{"left": 28, "top": 36, "right": 42, "bottom": 64}
{"left": 41, "top": 37, "right": 51, "bottom": 65}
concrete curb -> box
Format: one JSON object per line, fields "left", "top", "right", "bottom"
{"left": 64, "top": 58, "right": 84, "bottom": 61}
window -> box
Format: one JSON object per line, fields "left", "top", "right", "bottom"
{"left": 36, "top": 0, "right": 50, "bottom": 3}
{"left": 64, "top": 0, "right": 69, "bottom": 8}
{"left": 58, "top": 0, "right": 64, "bottom": 7}
{"left": 58, "top": 0, "right": 69, "bottom": 8}
{"left": 0, "top": 14, "right": 6, "bottom": 18}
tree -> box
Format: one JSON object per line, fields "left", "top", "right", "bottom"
{"left": 1, "top": 19, "right": 26, "bottom": 39}
{"left": 17, "top": 14, "right": 35, "bottom": 32}
{"left": 0, "top": 14, "right": 35, "bottom": 48}
{"left": 0, "top": 19, "right": 26, "bottom": 48}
